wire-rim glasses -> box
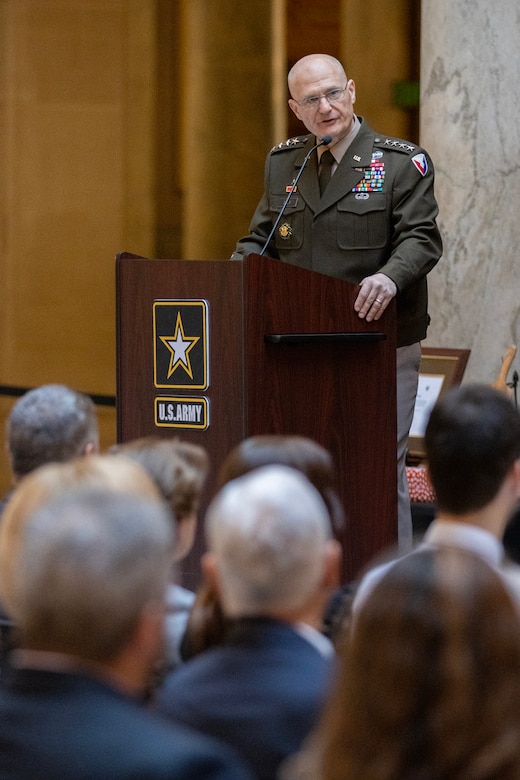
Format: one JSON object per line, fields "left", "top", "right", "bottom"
{"left": 295, "top": 84, "right": 349, "bottom": 111}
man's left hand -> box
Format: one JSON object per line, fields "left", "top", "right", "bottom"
{"left": 354, "top": 273, "right": 397, "bottom": 322}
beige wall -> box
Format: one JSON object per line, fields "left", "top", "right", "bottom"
{"left": 0, "top": 0, "right": 157, "bottom": 389}
{"left": 341, "top": 0, "right": 419, "bottom": 142}
{"left": 0, "top": 0, "right": 157, "bottom": 492}
{"left": 180, "top": 0, "right": 276, "bottom": 260}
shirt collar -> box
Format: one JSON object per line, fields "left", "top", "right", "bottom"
{"left": 294, "top": 622, "right": 335, "bottom": 658}
{"left": 423, "top": 519, "right": 504, "bottom": 567}
{"left": 318, "top": 115, "right": 361, "bottom": 164}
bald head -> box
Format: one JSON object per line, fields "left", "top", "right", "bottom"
{"left": 288, "top": 54, "right": 356, "bottom": 145}
{"left": 288, "top": 54, "right": 346, "bottom": 97}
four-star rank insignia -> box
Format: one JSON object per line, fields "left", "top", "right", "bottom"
{"left": 153, "top": 300, "right": 209, "bottom": 389}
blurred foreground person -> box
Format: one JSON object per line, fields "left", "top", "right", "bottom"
{"left": 0, "top": 453, "right": 157, "bottom": 672}
{"left": 0, "top": 454, "right": 159, "bottom": 622}
{"left": 181, "top": 434, "right": 345, "bottom": 660}
{"left": 284, "top": 547, "right": 520, "bottom": 780}
{"left": 355, "top": 383, "right": 520, "bottom": 608}
{"left": 0, "top": 477, "right": 252, "bottom": 779}
{"left": 157, "top": 465, "right": 341, "bottom": 780}
{"left": 109, "top": 436, "right": 209, "bottom": 669}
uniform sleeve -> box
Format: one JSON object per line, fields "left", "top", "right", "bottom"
{"left": 377, "top": 148, "right": 442, "bottom": 292}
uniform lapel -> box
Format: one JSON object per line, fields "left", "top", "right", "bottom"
{"left": 293, "top": 138, "right": 321, "bottom": 211}
{"left": 315, "top": 125, "right": 376, "bottom": 215}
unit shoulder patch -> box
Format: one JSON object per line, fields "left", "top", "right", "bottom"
{"left": 411, "top": 152, "right": 428, "bottom": 176}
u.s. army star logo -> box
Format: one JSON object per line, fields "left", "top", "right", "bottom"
{"left": 160, "top": 313, "right": 198, "bottom": 379}
{"left": 153, "top": 300, "right": 209, "bottom": 389}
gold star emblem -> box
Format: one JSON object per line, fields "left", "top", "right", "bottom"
{"left": 159, "top": 312, "right": 199, "bottom": 379}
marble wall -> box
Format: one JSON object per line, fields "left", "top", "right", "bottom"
{"left": 421, "top": 2, "right": 520, "bottom": 386}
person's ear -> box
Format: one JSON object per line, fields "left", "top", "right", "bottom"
{"left": 83, "top": 441, "right": 98, "bottom": 457}
{"left": 134, "top": 601, "right": 165, "bottom": 655}
{"left": 347, "top": 78, "right": 356, "bottom": 105}
{"left": 201, "top": 551, "right": 221, "bottom": 597}
{"left": 322, "top": 538, "right": 342, "bottom": 591}
{"left": 173, "top": 513, "right": 197, "bottom": 563}
{"left": 511, "top": 458, "right": 520, "bottom": 498}
{"left": 124, "top": 600, "right": 166, "bottom": 694}
{"left": 288, "top": 98, "right": 303, "bottom": 123}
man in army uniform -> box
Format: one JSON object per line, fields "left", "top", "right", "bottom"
{"left": 231, "top": 54, "right": 443, "bottom": 551}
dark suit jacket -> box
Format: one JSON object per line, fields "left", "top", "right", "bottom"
{"left": 155, "top": 617, "right": 334, "bottom": 780}
{"left": 0, "top": 666, "right": 252, "bottom": 779}
{"left": 232, "top": 118, "right": 442, "bottom": 347}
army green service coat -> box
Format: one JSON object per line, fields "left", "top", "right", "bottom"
{"left": 232, "top": 118, "right": 442, "bottom": 348}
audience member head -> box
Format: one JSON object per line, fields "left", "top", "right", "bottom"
{"left": 0, "top": 454, "right": 164, "bottom": 619}
{"left": 7, "top": 486, "right": 173, "bottom": 695}
{"left": 425, "top": 383, "right": 520, "bottom": 516}
{"left": 183, "top": 437, "right": 344, "bottom": 659}
{"left": 318, "top": 547, "right": 520, "bottom": 780}
{"left": 6, "top": 384, "right": 99, "bottom": 481}
{"left": 204, "top": 465, "right": 340, "bottom": 622}
{"left": 217, "top": 434, "right": 345, "bottom": 536}
{"left": 109, "top": 436, "right": 209, "bottom": 562}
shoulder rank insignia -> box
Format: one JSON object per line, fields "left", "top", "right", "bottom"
{"left": 270, "top": 137, "right": 306, "bottom": 153}
{"left": 374, "top": 136, "right": 416, "bottom": 154}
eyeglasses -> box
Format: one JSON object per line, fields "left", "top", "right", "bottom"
{"left": 295, "top": 85, "right": 349, "bottom": 111}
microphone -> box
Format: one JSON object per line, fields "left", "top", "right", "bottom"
{"left": 260, "top": 135, "right": 333, "bottom": 256}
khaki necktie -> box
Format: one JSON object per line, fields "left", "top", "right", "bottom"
{"left": 319, "top": 150, "right": 335, "bottom": 195}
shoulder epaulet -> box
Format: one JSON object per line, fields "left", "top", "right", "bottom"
{"left": 270, "top": 136, "right": 307, "bottom": 154}
{"left": 374, "top": 135, "right": 417, "bottom": 154}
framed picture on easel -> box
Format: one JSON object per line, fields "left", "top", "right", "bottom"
{"left": 408, "top": 347, "right": 470, "bottom": 461}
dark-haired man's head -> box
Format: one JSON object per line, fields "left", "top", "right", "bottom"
{"left": 425, "top": 384, "right": 520, "bottom": 516}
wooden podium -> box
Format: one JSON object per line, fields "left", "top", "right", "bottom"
{"left": 116, "top": 251, "right": 397, "bottom": 583}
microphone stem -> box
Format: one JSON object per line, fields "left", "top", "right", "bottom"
{"left": 259, "top": 138, "right": 329, "bottom": 256}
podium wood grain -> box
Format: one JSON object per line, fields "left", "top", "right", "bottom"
{"left": 116, "top": 252, "right": 397, "bottom": 583}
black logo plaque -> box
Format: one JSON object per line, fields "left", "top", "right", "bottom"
{"left": 153, "top": 300, "right": 209, "bottom": 390}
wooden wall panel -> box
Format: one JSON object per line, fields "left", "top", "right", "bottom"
{"left": 0, "top": 0, "right": 157, "bottom": 495}
{"left": 284, "top": 0, "right": 419, "bottom": 141}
